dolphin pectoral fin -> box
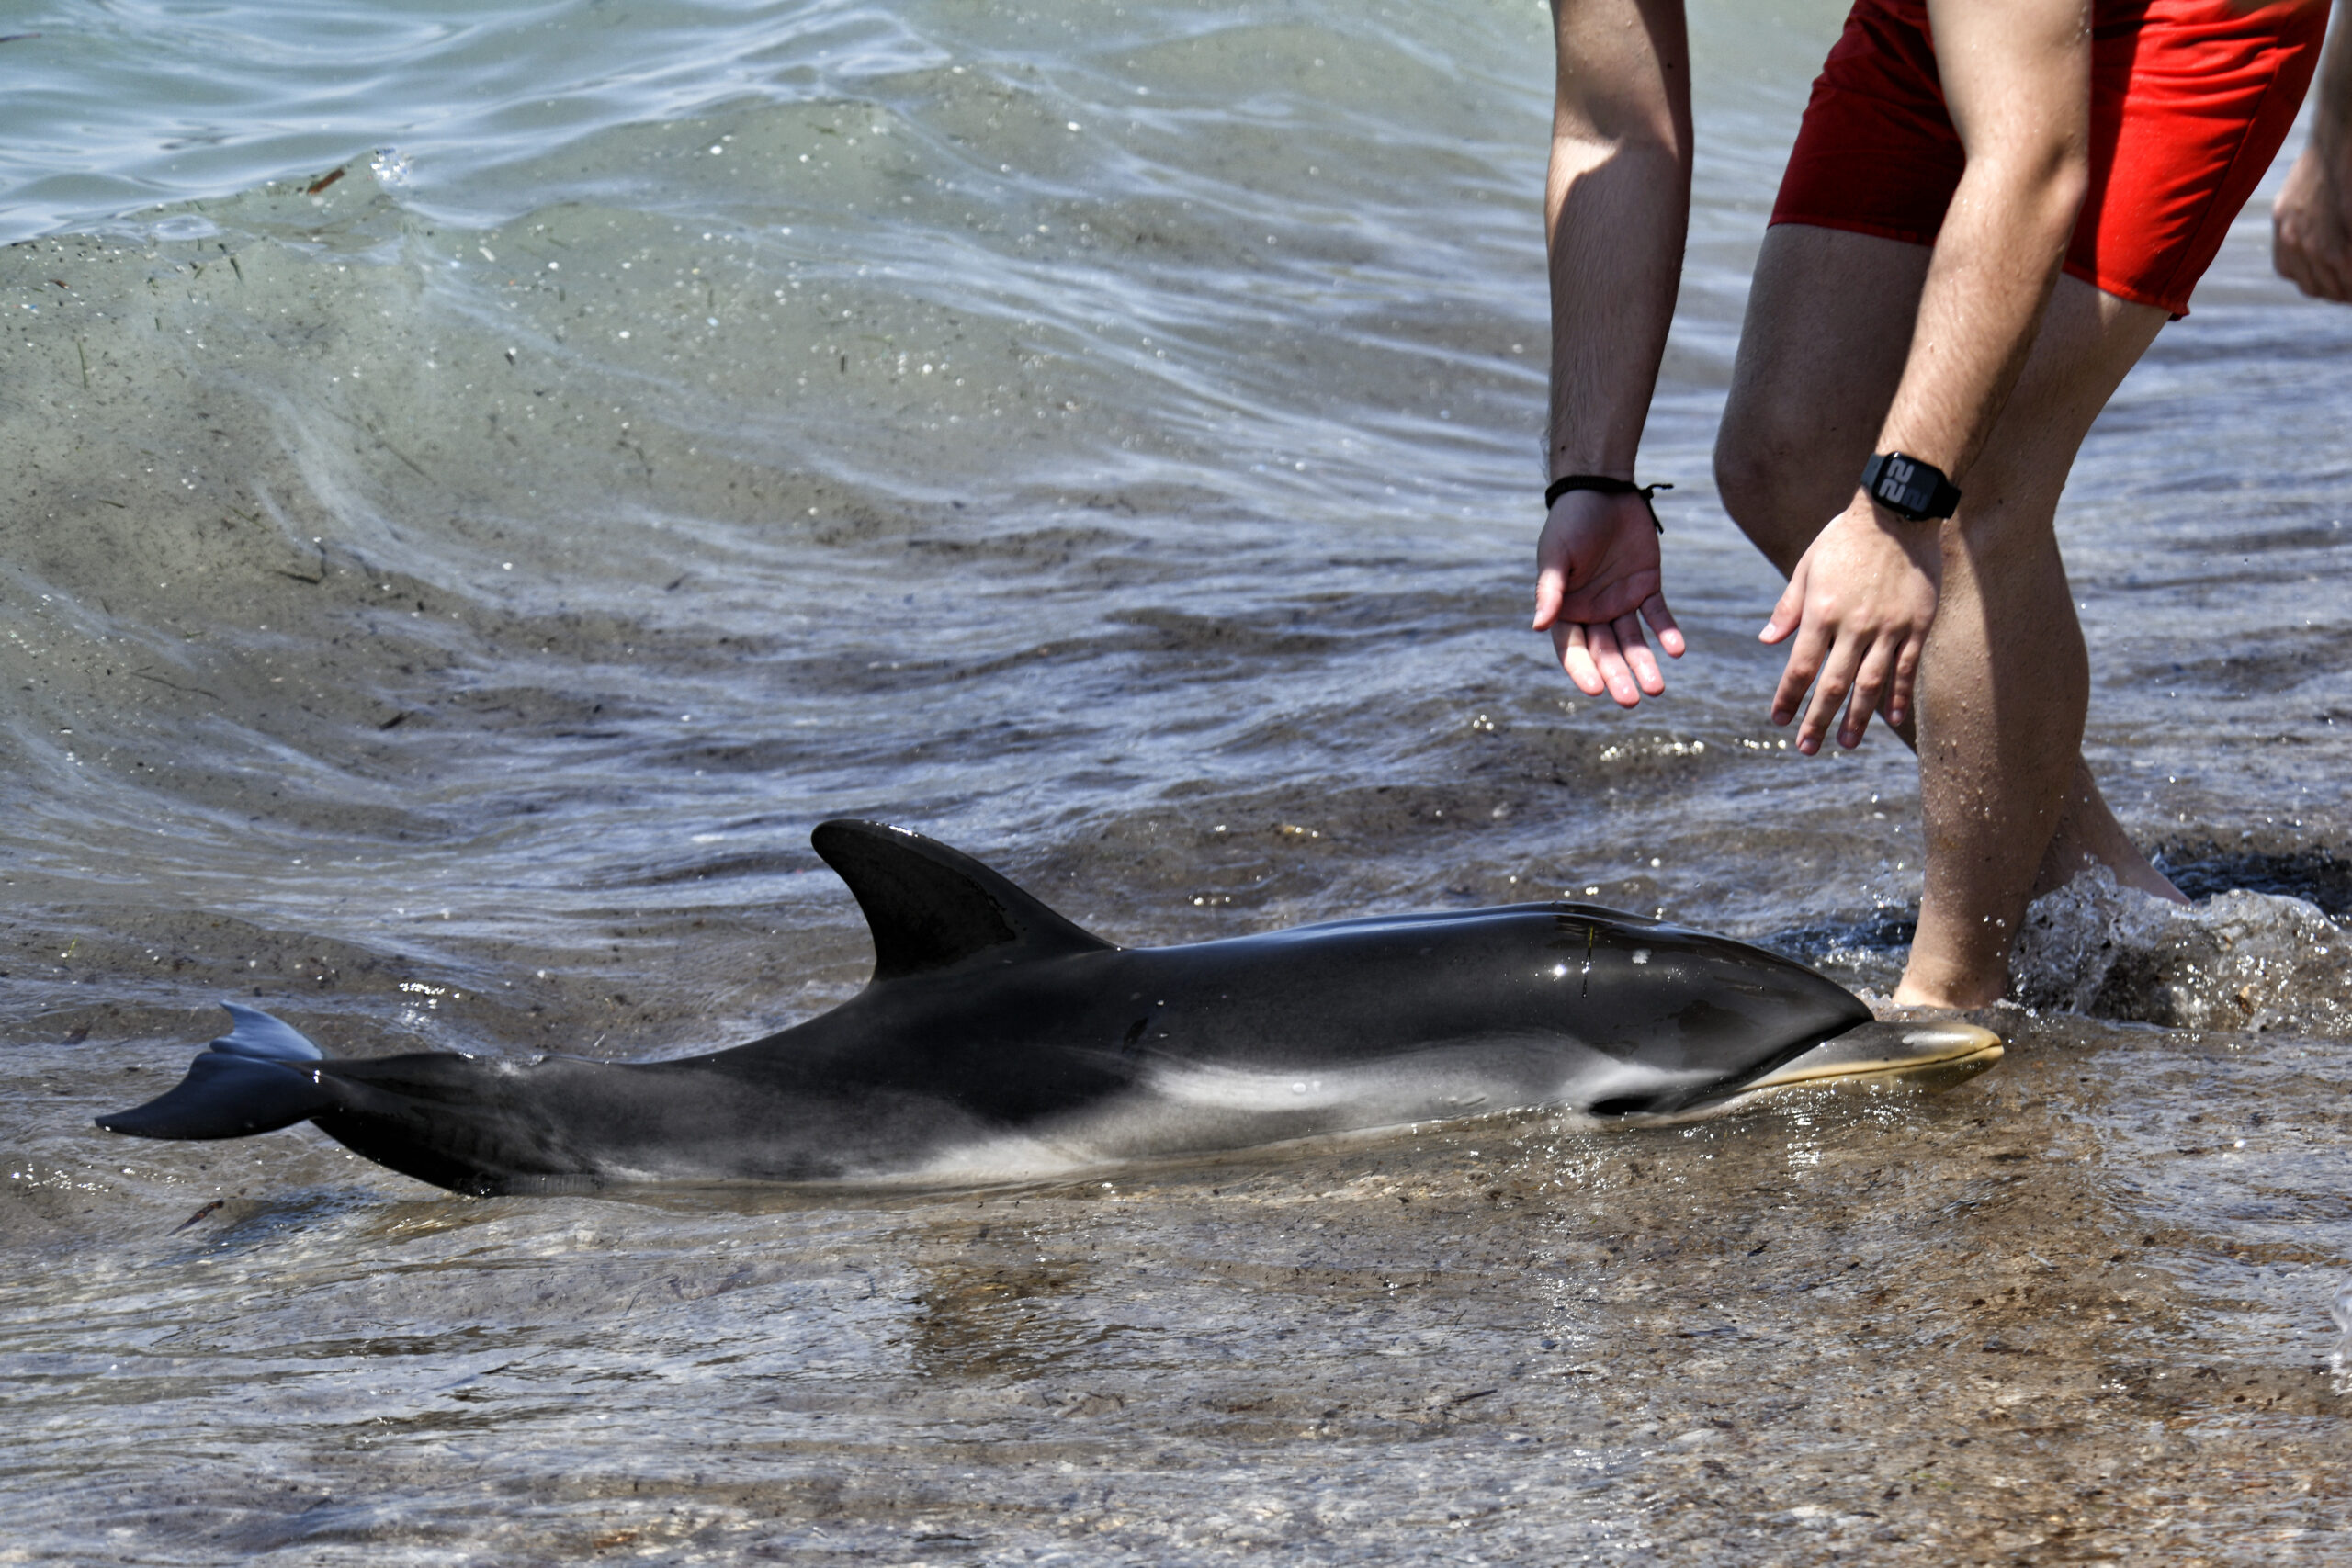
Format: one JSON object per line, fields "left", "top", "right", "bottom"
{"left": 96, "top": 1050, "right": 339, "bottom": 1140}
{"left": 1715, "top": 1020, "right": 2003, "bottom": 1111}
{"left": 813, "top": 819, "right": 1116, "bottom": 982}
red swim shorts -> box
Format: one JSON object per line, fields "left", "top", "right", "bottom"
{"left": 1770, "top": 0, "right": 2329, "bottom": 316}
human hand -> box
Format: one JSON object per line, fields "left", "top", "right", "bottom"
{"left": 1532, "top": 488, "right": 1684, "bottom": 706}
{"left": 1758, "top": 495, "right": 1942, "bottom": 753}
{"left": 2275, "top": 144, "right": 2352, "bottom": 302}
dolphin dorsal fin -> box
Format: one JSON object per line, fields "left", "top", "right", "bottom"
{"left": 811, "top": 820, "right": 1114, "bottom": 983}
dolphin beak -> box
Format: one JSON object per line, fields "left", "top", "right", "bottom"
{"left": 1611, "top": 1020, "right": 2002, "bottom": 1125}
{"left": 1736, "top": 1019, "right": 2003, "bottom": 1099}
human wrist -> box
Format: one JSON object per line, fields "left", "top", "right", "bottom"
{"left": 1545, "top": 474, "right": 1670, "bottom": 535}
{"left": 1849, "top": 490, "right": 1948, "bottom": 572}
{"left": 1544, "top": 448, "right": 1638, "bottom": 484}
{"left": 1859, "top": 449, "right": 1961, "bottom": 521}
{"left": 2321, "top": 133, "right": 2352, "bottom": 194}
{"left": 2314, "top": 40, "right": 2352, "bottom": 166}
{"left": 2301, "top": 108, "right": 2352, "bottom": 187}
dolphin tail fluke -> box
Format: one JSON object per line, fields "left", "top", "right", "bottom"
{"left": 208, "top": 1001, "right": 327, "bottom": 1064}
{"left": 96, "top": 1003, "right": 341, "bottom": 1141}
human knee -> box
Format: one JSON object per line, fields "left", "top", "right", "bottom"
{"left": 1712, "top": 409, "right": 1837, "bottom": 570}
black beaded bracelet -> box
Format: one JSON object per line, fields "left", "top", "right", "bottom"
{"left": 1544, "top": 473, "right": 1670, "bottom": 533}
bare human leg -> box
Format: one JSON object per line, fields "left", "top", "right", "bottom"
{"left": 1714, "top": 224, "right": 2183, "bottom": 1007}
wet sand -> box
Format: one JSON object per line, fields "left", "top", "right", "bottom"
{"left": 8, "top": 1006, "right": 2350, "bottom": 1564}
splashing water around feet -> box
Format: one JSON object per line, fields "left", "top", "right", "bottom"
{"left": 2333, "top": 1279, "right": 2352, "bottom": 1396}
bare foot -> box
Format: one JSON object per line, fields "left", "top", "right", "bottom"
{"left": 1866, "top": 992, "right": 1973, "bottom": 1021}
{"left": 1889, "top": 937, "right": 2011, "bottom": 1009}
{"left": 1889, "top": 976, "right": 2004, "bottom": 1011}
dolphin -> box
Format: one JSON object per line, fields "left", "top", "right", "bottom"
{"left": 96, "top": 819, "right": 1999, "bottom": 1193}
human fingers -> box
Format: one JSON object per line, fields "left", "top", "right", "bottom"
{"left": 1532, "top": 559, "right": 1564, "bottom": 631}
{"left": 2278, "top": 227, "right": 2352, "bottom": 302}
{"left": 1769, "top": 613, "right": 1830, "bottom": 731}
{"left": 2286, "top": 240, "right": 2342, "bottom": 300}
{"left": 1793, "top": 627, "right": 1867, "bottom": 757}
{"left": 2270, "top": 150, "right": 2352, "bottom": 301}
{"left": 1838, "top": 636, "right": 1899, "bottom": 750}
{"left": 2310, "top": 237, "right": 2352, "bottom": 303}
{"left": 1555, "top": 621, "right": 1609, "bottom": 698}
{"left": 1641, "top": 591, "right": 1685, "bottom": 660}
{"left": 2274, "top": 208, "right": 2318, "bottom": 294}
{"left": 2276, "top": 205, "right": 2352, "bottom": 301}
{"left": 1758, "top": 558, "right": 1808, "bottom": 646}
{"left": 1612, "top": 612, "right": 1667, "bottom": 696}
{"left": 2277, "top": 247, "right": 2312, "bottom": 296}
{"left": 1585, "top": 619, "right": 1646, "bottom": 708}
{"left": 1886, "top": 628, "right": 1926, "bottom": 730}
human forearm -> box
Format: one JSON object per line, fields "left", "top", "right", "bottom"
{"left": 1772, "top": 135, "right": 2086, "bottom": 746}
{"left": 1758, "top": 0, "right": 2089, "bottom": 754}
{"left": 1874, "top": 156, "right": 2085, "bottom": 477}
{"left": 2275, "top": 6, "right": 2352, "bottom": 299}
{"left": 1878, "top": 0, "right": 2090, "bottom": 480}
{"left": 2313, "top": 6, "right": 2352, "bottom": 165}
{"left": 1544, "top": 0, "right": 1691, "bottom": 479}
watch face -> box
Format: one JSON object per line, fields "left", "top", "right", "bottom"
{"left": 1864, "top": 452, "right": 1952, "bottom": 519}
{"left": 1873, "top": 456, "right": 1927, "bottom": 512}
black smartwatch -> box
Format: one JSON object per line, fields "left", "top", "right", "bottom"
{"left": 1860, "top": 452, "right": 1962, "bottom": 522}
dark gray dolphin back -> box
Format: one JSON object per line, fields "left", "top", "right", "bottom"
{"left": 813, "top": 819, "right": 1115, "bottom": 981}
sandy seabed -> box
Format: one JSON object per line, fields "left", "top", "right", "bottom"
{"left": 8, "top": 1003, "right": 2351, "bottom": 1566}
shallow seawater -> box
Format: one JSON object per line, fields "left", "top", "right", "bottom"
{"left": 10, "top": 1021, "right": 2352, "bottom": 1562}
{"left": 5, "top": 0, "right": 2352, "bottom": 1560}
